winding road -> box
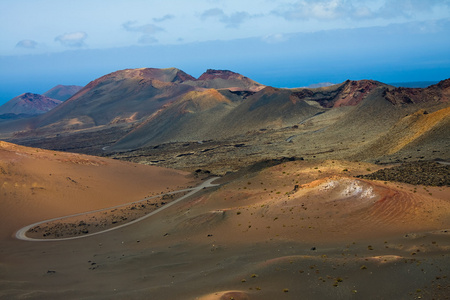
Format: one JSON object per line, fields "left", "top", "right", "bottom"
{"left": 15, "top": 177, "right": 220, "bottom": 242}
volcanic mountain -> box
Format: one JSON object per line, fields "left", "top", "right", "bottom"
{"left": 1, "top": 68, "right": 449, "bottom": 171}
{"left": 0, "top": 93, "right": 62, "bottom": 119}
{"left": 0, "top": 85, "right": 83, "bottom": 121}
{"left": 1, "top": 69, "right": 450, "bottom": 299}
{"left": 42, "top": 84, "right": 83, "bottom": 101}
{"left": 14, "top": 68, "right": 262, "bottom": 132}
{"left": 183, "top": 68, "right": 264, "bottom": 91}
{"left": 111, "top": 86, "right": 322, "bottom": 150}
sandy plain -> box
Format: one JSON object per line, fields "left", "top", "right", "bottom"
{"left": 1, "top": 143, "right": 449, "bottom": 299}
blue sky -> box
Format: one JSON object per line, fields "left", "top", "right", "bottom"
{"left": 1, "top": 0, "right": 450, "bottom": 104}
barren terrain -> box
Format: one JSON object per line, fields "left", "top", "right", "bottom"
{"left": 1, "top": 143, "right": 449, "bottom": 299}
{"left": 0, "top": 69, "right": 449, "bottom": 299}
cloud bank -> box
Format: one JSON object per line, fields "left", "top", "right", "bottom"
{"left": 273, "top": 0, "right": 450, "bottom": 21}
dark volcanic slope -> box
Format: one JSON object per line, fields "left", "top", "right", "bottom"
{"left": 292, "top": 79, "right": 388, "bottom": 108}
{"left": 109, "top": 80, "right": 393, "bottom": 150}
{"left": 42, "top": 84, "right": 83, "bottom": 101}
{"left": 0, "top": 93, "right": 62, "bottom": 117}
{"left": 110, "top": 86, "right": 323, "bottom": 150}
{"left": 384, "top": 79, "right": 450, "bottom": 105}
{"left": 33, "top": 68, "right": 197, "bottom": 131}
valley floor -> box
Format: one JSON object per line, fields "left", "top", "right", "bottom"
{"left": 1, "top": 159, "right": 449, "bottom": 299}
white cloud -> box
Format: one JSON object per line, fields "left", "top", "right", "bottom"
{"left": 153, "top": 14, "right": 175, "bottom": 23}
{"left": 123, "top": 21, "right": 164, "bottom": 35}
{"left": 201, "top": 8, "right": 252, "bottom": 28}
{"left": 15, "top": 39, "right": 38, "bottom": 49}
{"left": 55, "top": 32, "right": 87, "bottom": 47}
{"left": 262, "top": 33, "right": 288, "bottom": 43}
{"left": 123, "top": 21, "right": 164, "bottom": 44}
{"left": 274, "top": 0, "right": 351, "bottom": 21}
{"left": 201, "top": 8, "right": 225, "bottom": 20}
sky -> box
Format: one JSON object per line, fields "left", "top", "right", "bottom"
{"left": 1, "top": 0, "right": 450, "bottom": 104}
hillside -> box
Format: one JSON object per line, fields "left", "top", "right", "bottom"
{"left": 110, "top": 86, "right": 322, "bottom": 150}
{"left": 0, "top": 84, "right": 84, "bottom": 121}
{"left": 42, "top": 84, "right": 83, "bottom": 101}
{"left": 0, "top": 93, "right": 62, "bottom": 118}
{"left": 1, "top": 146, "right": 449, "bottom": 299}
{"left": 1, "top": 68, "right": 450, "bottom": 299}
{"left": 0, "top": 68, "right": 448, "bottom": 173}
{"left": 183, "top": 69, "right": 265, "bottom": 91}
{"left": 0, "top": 140, "right": 192, "bottom": 240}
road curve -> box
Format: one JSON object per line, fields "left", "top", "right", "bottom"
{"left": 15, "top": 177, "right": 221, "bottom": 242}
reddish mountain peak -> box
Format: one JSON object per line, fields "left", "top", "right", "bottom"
{"left": 0, "top": 93, "right": 62, "bottom": 116}
{"left": 87, "top": 68, "right": 194, "bottom": 84}
{"left": 171, "top": 69, "right": 196, "bottom": 82}
{"left": 70, "top": 68, "right": 195, "bottom": 101}
{"left": 434, "top": 78, "right": 450, "bottom": 90}
{"left": 299, "top": 79, "right": 385, "bottom": 108}
{"left": 332, "top": 79, "right": 384, "bottom": 108}
{"left": 197, "top": 69, "right": 244, "bottom": 81}
{"left": 342, "top": 79, "right": 384, "bottom": 87}
{"left": 384, "top": 77, "right": 450, "bottom": 105}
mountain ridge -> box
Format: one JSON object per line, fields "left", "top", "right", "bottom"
{"left": 1, "top": 67, "right": 448, "bottom": 171}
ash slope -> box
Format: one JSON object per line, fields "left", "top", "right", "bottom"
{"left": 0, "top": 140, "right": 192, "bottom": 240}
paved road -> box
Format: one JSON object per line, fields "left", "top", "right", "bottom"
{"left": 15, "top": 177, "right": 220, "bottom": 242}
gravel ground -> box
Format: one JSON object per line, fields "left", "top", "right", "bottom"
{"left": 356, "top": 161, "right": 450, "bottom": 186}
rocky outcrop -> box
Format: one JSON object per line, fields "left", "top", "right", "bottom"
{"left": 291, "top": 80, "right": 386, "bottom": 108}
{"left": 384, "top": 78, "right": 450, "bottom": 105}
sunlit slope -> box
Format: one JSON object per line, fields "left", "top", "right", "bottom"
{"left": 0, "top": 141, "right": 191, "bottom": 239}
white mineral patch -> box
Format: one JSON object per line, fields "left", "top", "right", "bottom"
{"left": 319, "top": 178, "right": 376, "bottom": 200}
